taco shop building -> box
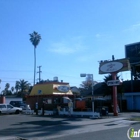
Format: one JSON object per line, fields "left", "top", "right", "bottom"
{"left": 26, "top": 82, "right": 74, "bottom": 111}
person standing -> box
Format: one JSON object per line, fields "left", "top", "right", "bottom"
{"left": 57, "top": 105, "right": 61, "bottom": 115}
{"left": 68, "top": 100, "right": 73, "bottom": 116}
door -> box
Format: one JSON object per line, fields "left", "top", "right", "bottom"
{"left": 0, "top": 105, "right": 7, "bottom": 113}
{"left": 7, "top": 104, "right": 14, "bottom": 113}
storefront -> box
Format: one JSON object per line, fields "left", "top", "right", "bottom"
{"left": 26, "top": 82, "right": 74, "bottom": 110}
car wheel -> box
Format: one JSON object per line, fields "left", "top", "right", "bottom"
{"left": 0, "top": 111, "right": 1, "bottom": 115}
{"left": 15, "top": 110, "right": 20, "bottom": 114}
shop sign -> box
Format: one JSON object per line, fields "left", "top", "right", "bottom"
{"left": 57, "top": 86, "right": 70, "bottom": 92}
{"left": 100, "top": 62, "right": 123, "bottom": 73}
{"left": 107, "top": 80, "right": 120, "bottom": 86}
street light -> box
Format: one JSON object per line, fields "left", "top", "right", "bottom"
{"left": 80, "top": 73, "right": 94, "bottom": 113}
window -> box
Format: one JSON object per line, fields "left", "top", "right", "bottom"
{"left": 43, "top": 98, "right": 52, "bottom": 104}
{"left": 7, "top": 105, "right": 13, "bottom": 108}
{"left": 0, "top": 105, "right": 6, "bottom": 108}
{"left": 54, "top": 98, "right": 61, "bottom": 104}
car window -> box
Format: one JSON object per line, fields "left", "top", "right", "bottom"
{"left": 10, "top": 101, "right": 23, "bottom": 105}
{"left": 7, "top": 105, "right": 13, "bottom": 108}
{"left": 10, "top": 102, "right": 15, "bottom": 105}
{"left": 0, "top": 105, "right": 6, "bottom": 108}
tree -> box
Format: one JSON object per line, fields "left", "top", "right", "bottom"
{"left": 29, "top": 31, "right": 41, "bottom": 85}
{"left": 5, "top": 83, "right": 10, "bottom": 90}
{"left": 5, "top": 83, "right": 10, "bottom": 94}
{"left": 1, "top": 90, "right": 6, "bottom": 95}
{"left": 3, "top": 83, "right": 12, "bottom": 95}
{"left": 15, "top": 81, "right": 20, "bottom": 94}
{"left": 14, "top": 79, "right": 31, "bottom": 100}
{"left": 11, "top": 87, "right": 14, "bottom": 94}
{"left": 18, "top": 79, "right": 31, "bottom": 93}
{"left": 80, "top": 75, "right": 98, "bottom": 89}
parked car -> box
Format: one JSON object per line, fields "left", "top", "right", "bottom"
{"left": 0, "top": 104, "right": 22, "bottom": 114}
{"left": 9, "top": 101, "right": 30, "bottom": 110}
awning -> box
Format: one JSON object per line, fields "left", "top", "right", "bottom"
{"left": 63, "top": 97, "right": 71, "bottom": 101}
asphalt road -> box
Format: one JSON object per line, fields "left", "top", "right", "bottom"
{"left": 49, "top": 124, "right": 140, "bottom": 140}
{"left": 0, "top": 113, "right": 139, "bottom": 140}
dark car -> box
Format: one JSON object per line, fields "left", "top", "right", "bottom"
{"left": 9, "top": 101, "right": 30, "bottom": 110}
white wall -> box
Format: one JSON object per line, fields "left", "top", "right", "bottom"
{"left": 5, "top": 98, "right": 22, "bottom": 104}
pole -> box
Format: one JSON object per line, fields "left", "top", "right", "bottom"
{"left": 112, "top": 73, "right": 118, "bottom": 116}
{"left": 37, "top": 66, "right": 42, "bottom": 82}
{"left": 91, "top": 74, "right": 94, "bottom": 113}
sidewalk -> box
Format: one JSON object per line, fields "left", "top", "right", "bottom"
{"left": 25, "top": 109, "right": 140, "bottom": 119}
{"left": 30, "top": 109, "right": 140, "bottom": 120}
{"left": 106, "top": 112, "right": 140, "bottom": 119}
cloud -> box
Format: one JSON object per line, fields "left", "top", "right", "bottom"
{"left": 95, "top": 33, "right": 112, "bottom": 40}
{"left": 123, "top": 23, "right": 140, "bottom": 32}
{"left": 76, "top": 55, "right": 94, "bottom": 62}
{"left": 95, "top": 34, "right": 101, "bottom": 38}
{"left": 76, "top": 48, "right": 114, "bottom": 63}
{"left": 48, "top": 36, "right": 86, "bottom": 55}
{"left": 77, "top": 52, "right": 105, "bottom": 62}
{"left": 49, "top": 42, "right": 75, "bottom": 54}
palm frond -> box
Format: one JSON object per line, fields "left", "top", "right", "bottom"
{"left": 29, "top": 31, "right": 41, "bottom": 48}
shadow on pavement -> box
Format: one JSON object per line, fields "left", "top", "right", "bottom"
{"left": 0, "top": 118, "right": 82, "bottom": 139}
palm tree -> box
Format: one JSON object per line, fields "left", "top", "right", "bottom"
{"left": 18, "top": 79, "right": 30, "bottom": 93}
{"left": 4, "top": 83, "right": 10, "bottom": 95}
{"left": 5, "top": 83, "right": 10, "bottom": 91}
{"left": 15, "top": 79, "right": 31, "bottom": 98}
{"left": 15, "top": 81, "right": 20, "bottom": 94}
{"left": 11, "top": 87, "right": 14, "bottom": 94}
{"left": 29, "top": 31, "right": 41, "bottom": 85}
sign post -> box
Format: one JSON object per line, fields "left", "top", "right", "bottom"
{"left": 99, "top": 58, "right": 130, "bottom": 116}
{"left": 112, "top": 73, "right": 118, "bottom": 116}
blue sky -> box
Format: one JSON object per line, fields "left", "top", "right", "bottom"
{"left": 0, "top": 0, "right": 140, "bottom": 91}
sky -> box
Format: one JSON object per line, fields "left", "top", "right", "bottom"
{"left": 0, "top": 0, "right": 140, "bottom": 92}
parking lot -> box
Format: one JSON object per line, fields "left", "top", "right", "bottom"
{"left": 0, "top": 112, "right": 140, "bottom": 140}
{"left": 0, "top": 114, "right": 91, "bottom": 140}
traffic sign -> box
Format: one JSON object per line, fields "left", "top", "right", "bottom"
{"left": 107, "top": 80, "right": 120, "bottom": 86}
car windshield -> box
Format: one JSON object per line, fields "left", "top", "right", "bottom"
{"left": 7, "top": 105, "right": 13, "bottom": 108}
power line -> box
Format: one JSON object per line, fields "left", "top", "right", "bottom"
{"left": 0, "top": 77, "right": 33, "bottom": 80}
{"left": 0, "top": 69, "right": 33, "bottom": 72}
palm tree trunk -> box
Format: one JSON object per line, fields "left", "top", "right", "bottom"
{"left": 34, "top": 47, "right": 36, "bottom": 85}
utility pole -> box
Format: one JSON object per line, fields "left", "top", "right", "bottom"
{"left": 37, "top": 66, "right": 42, "bottom": 82}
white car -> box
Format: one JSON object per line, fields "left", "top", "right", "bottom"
{"left": 0, "top": 104, "right": 22, "bottom": 114}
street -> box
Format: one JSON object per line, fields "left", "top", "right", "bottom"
{"left": 0, "top": 113, "right": 139, "bottom": 140}
{"left": 50, "top": 124, "right": 140, "bottom": 140}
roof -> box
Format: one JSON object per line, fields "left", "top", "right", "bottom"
{"left": 30, "top": 82, "right": 73, "bottom": 95}
{"left": 35, "top": 82, "right": 69, "bottom": 86}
